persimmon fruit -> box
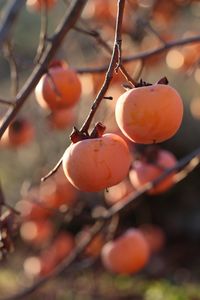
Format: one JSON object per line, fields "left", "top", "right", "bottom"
{"left": 48, "top": 108, "right": 76, "bottom": 130}
{"left": 115, "top": 84, "right": 183, "bottom": 144}
{"left": 101, "top": 228, "right": 150, "bottom": 274}
{"left": 26, "top": 0, "right": 56, "bottom": 11}
{"left": 35, "top": 60, "right": 81, "bottom": 111}
{"left": 39, "top": 177, "right": 77, "bottom": 210}
{"left": 129, "top": 149, "right": 177, "bottom": 195}
{"left": 39, "top": 232, "right": 75, "bottom": 276}
{"left": 62, "top": 133, "right": 132, "bottom": 192}
{"left": 77, "top": 228, "right": 105, "bottom": 257}
{"left": 105, "top": 179, "right": 135, "bottom": 205}
{"left": 1, "top": 118, "right": 35, "bottom": 148}
{"left": 139, "top": 224, "right": 166, "bottom": 254}
{"left": 19, "top": 199, "right": 52, "bottom": 220}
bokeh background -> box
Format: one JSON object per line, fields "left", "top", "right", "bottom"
{"left": 1, "top": 0, "right": 200, "bottom": 299}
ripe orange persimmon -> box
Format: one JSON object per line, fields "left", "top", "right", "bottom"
{"left": 101, "top": 228, "right": 150, "bottom": 274}
{"left": 19, "top": 200, "right": 52, "bottom": 220}
{"left": 39, "top": 177, "right": 77, "bottom": 210}
{"left": 1, "top": 118, "right": 35, "bottom": 148}
{"left": 26, "top": 0, "right": 56, "bottom": 11}
{"left": 20, "top": 220, "right": 53, "bottom": 246}
{"left": 18, "top": 187, "right": 53, "bottom": 220}
{"left": 129, "top": 149, "right": 177, "bottom": 195}
{"left": 35, "top": 60, "right": 81, "bottom": 111}
{"left": 139, "top": 224, "right": 166, "bottom": 254}
{"left": 85, "top": 234, "right": 104, "bottom": 257}
{"left": 77, "top": 228, "right": 105, "bottom": 257}
{"left": 115, "top": 84, "right": 183, "bottom": 144}
{"left": 62, "top": 133, "right": 132, "bottom": 192}
{"left": 48, "top": 108, "right": 76, "bottom": 130}
{"left": 105, "top": 179, "right": 135, "bottom": 205}
{"left": 39, "top": 232, "right": 75, "bottom": 276}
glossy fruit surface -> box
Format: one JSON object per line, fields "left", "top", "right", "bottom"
{"left": 129, "top": 149, "right": 177, "bottom": 195}
{"left": 35, "top": 61, "right": 81, "bottom": 111}
{"left": 101, "top": 228, "right": 150, "bottom": 274}
{"left": 115, "top": 84, "right": 183, "bottom": 144}
{"left": 62, "top": 133, "right": 132, "bottom": 192}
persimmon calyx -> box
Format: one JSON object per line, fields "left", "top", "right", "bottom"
{"left": 70, "top": 122, "right": 106, "bottom": 144}
{"left": 133, "top": 76, "right": 169, "bottom": 88}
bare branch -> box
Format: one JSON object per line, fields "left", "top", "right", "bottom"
{"left": 3, "top": 40, "right": 19, "bottom": 96}
{"left": 102, "top": 146, "right": 200, "bottom": 219}
{"left": 74, "top": 25, "right": 136, "bottom": 86}
{"left": 76, "top": 34, "right": 200, "bottom": 74}
{"left": 0, "top": 98, "right": 15, "bottom": 107}
{"left": 0, "top": 0, "right": 88, "bottom": 138}
{"left": 0, "top": 0, "right": 25, "bottom": 46}
{"left": 42, "top": 0, "right": 126, "bottom": 182}
{"left": 41, "top": 156, "right": 63, "bottom": 182}
{"left": 0, "top": 220, "right": 106, "bottom": 300}
{"left": 34, "top": 2, "right": 49, "bottom": 63}
{"left": 80, "top": 0, "right": 126, "bottom": 134}
{"left": 3, "top": 144, "right": 200, "bottom": 300}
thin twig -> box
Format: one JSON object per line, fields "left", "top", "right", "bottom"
{"left": 143, "top": 21, "right": 167, "bottom": 45}
{"left": 0, "top": 220, "right": 107, "bottom": 300}
{"left": 0, "top": 0, "right": 25, "bottom": 47}
{"left": 76, "top": 34, "right": 200, "bottom": 74}
{"left": 41, "top": 156, "right": 63, "bottom": 182}
{"left": 3, "top": 145, "right": 200, "bottom": 300}
{"left": 80, "top": 0, "right": 126, "bottom": 134}
{"left": 102, "top": 147, "right": 200, "bottom": 219}
{"left": 3, "top": 41, "right": 19, "bottom": 96}
{"left": 34, "top": 1, "right": 49, "bottom": 63}
{"left": 42, "top": 0, "right": 126, "bottom": 182}
{"left": 74, "top": 23, "right": 136, "bottom": 86}
{"left": 0, "top": 0, "right": 88, "bottom": 138}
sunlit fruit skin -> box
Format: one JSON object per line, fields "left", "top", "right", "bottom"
{"left": 129, "top": 150, "right": 177, "bottom": 195}
{"left": 26, "top": 0, "right": 56, "bottom": 11}
{"left": 101, "top": 229, "right": 150, "bottom": 274}
{"left": 62, "top": 133, "right": 132, "bottom": 192}
{"left": 35, "top": 62, "right": 81, "bottom": 111}
{"left": 115, "top": 84, "right": 183, "bottom": 144}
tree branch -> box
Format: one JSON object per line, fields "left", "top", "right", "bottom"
{"left": 41, "top": 0, "right": 126, "bottom": 182}
{"left": 0, "top": 98, "right": 15, "bottom": 107}
{"left": 3, "top": 144, "right": 200, "bottom": 300}
{"left": 76, "top": 34, "right": 200, "bottom": 74}
{"left": 0, "top": 0, "right": 88, "bottom": 138}
{"left": 80, "top": 0, "right": 126, "bottom": 134}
